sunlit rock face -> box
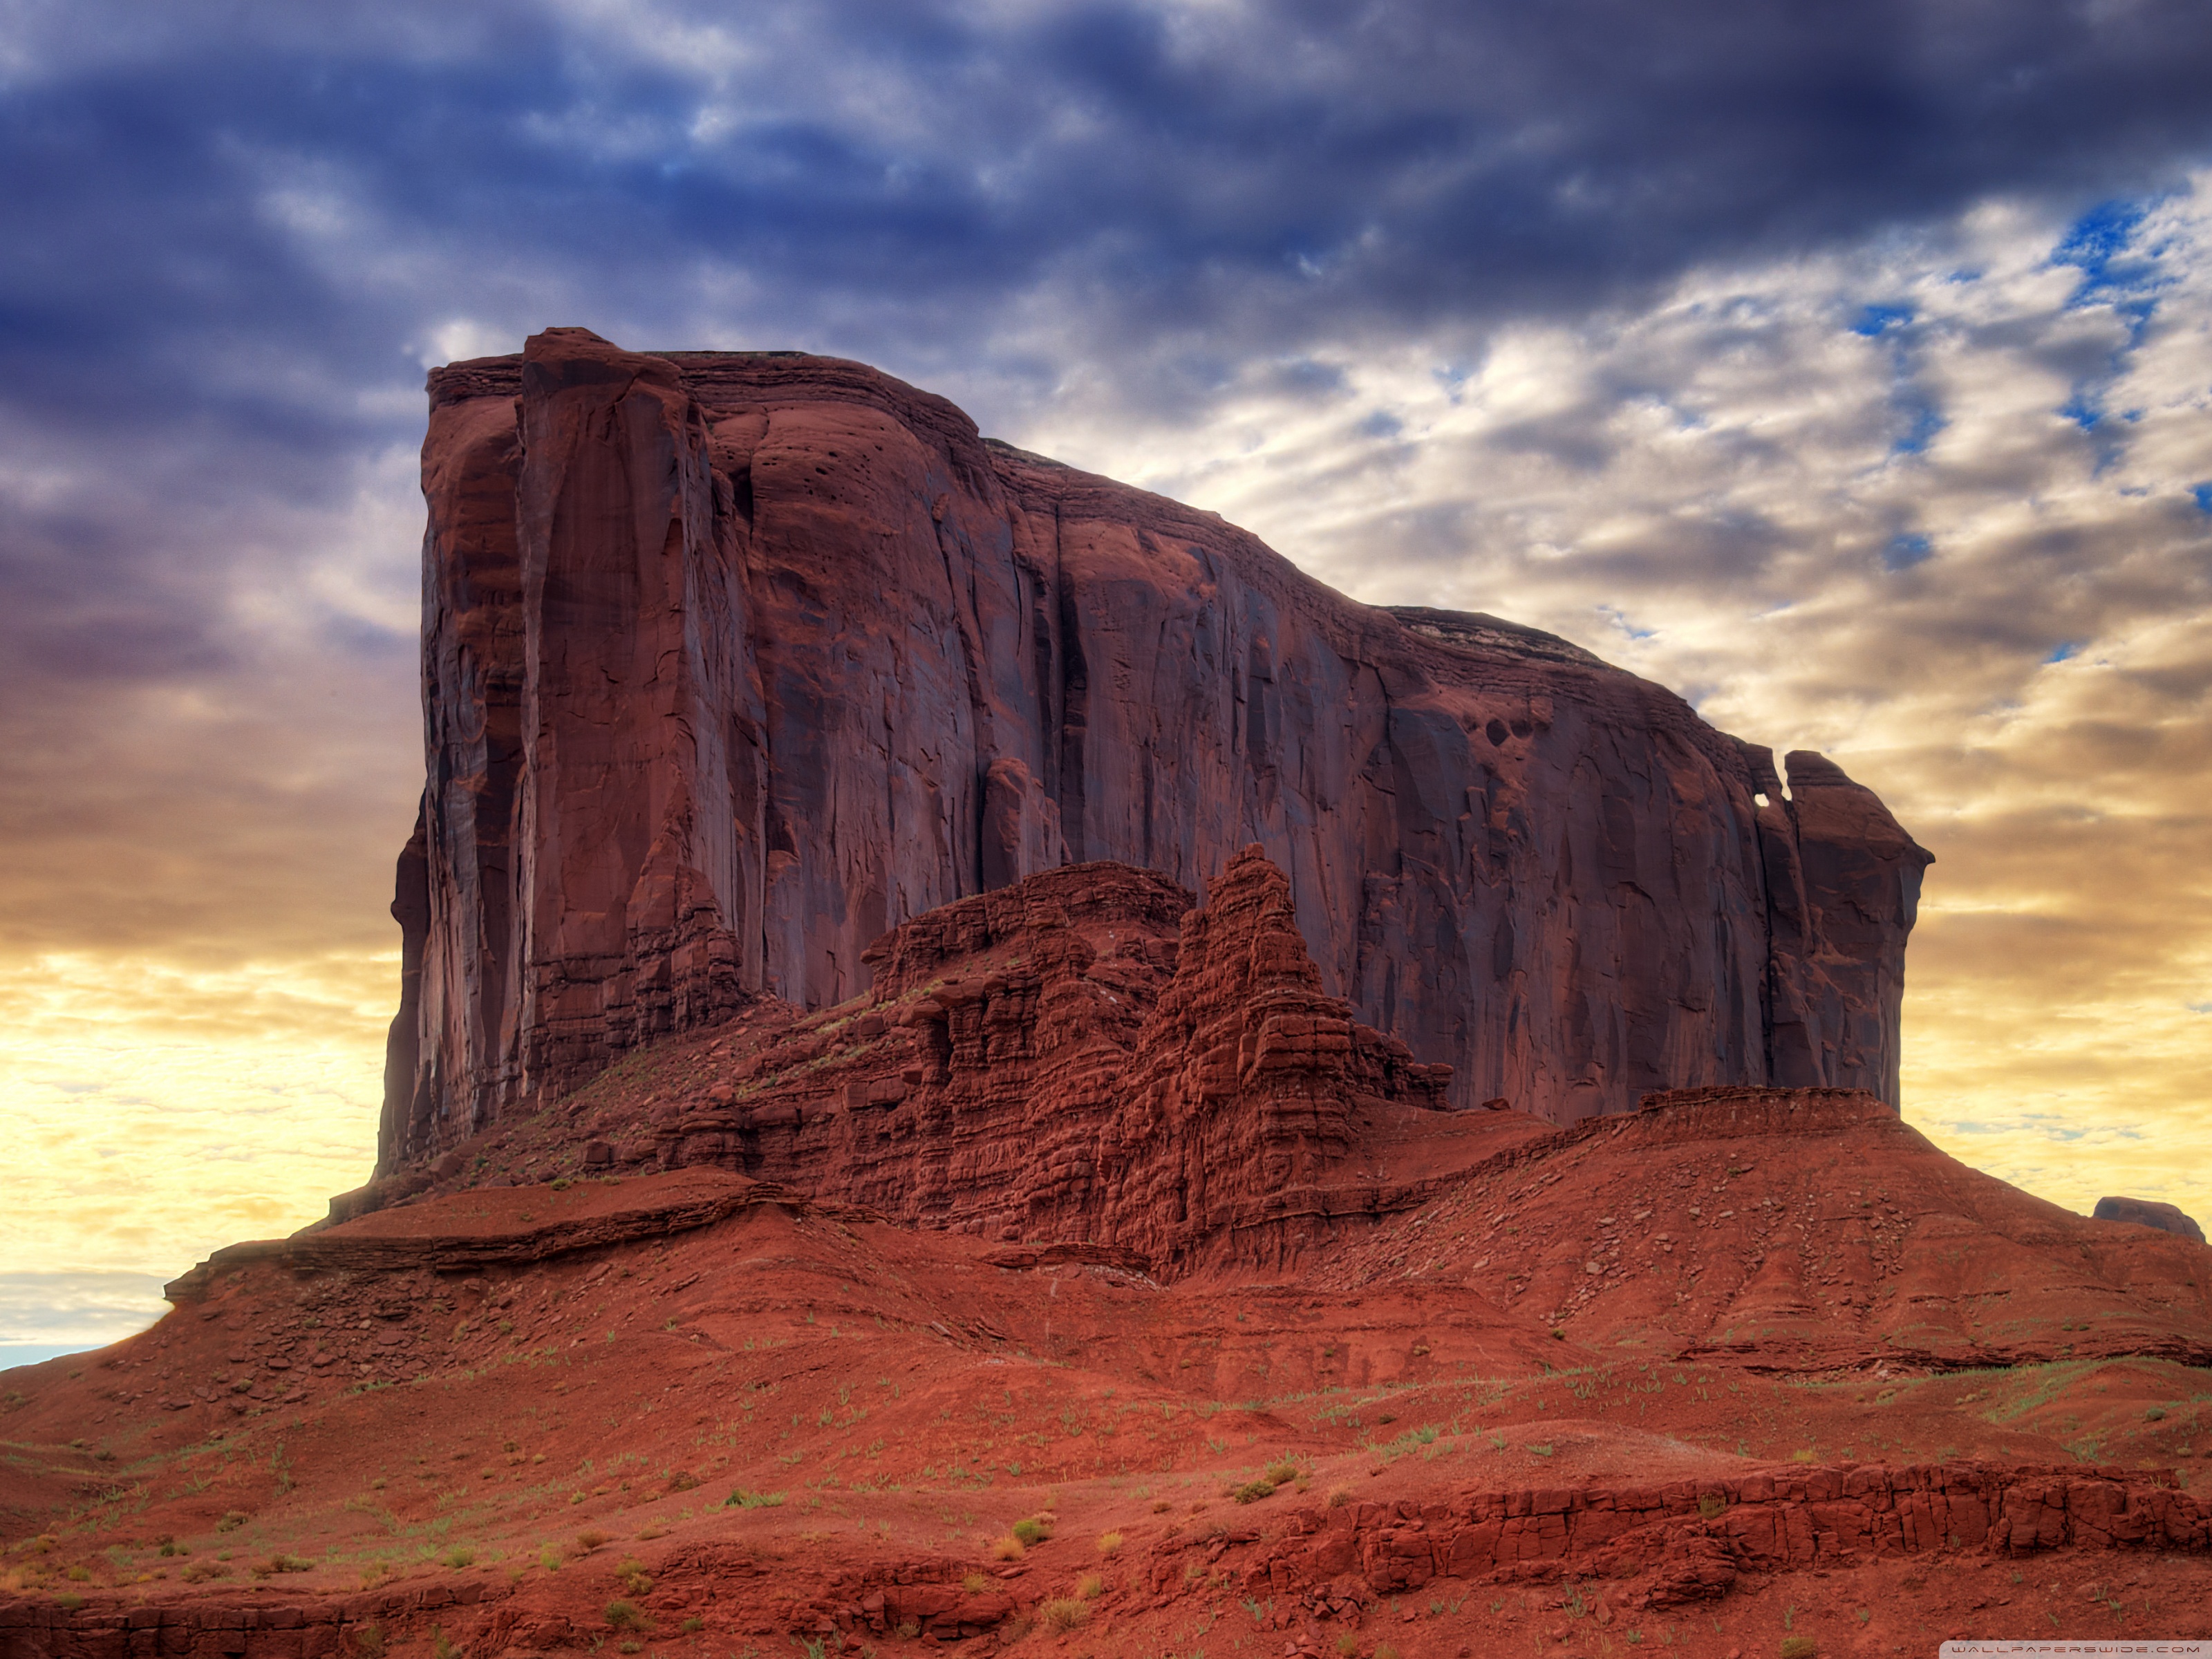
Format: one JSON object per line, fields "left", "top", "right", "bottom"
{"left": 381, "top": 327, "right": 1931, "bottom": 1168}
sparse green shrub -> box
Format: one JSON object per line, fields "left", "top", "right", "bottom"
{"left": 265, "top": 1555, "right": 313, "bottom": 1575}
{"left": 681, "top": 1616, "right": 705, "bottom": 1634}
{"left": 54, "top": 1593, "right": 84, "bottom": 1613}
{"left": 1698, "top": 1494, "right": 1725, "bottom": 1519}
{"left": 616, "top": 1557, "right": 652, "bottom": 1595}
{"left": 605, "top": 1599, "right": 645, "bottom": 1631}
{"left": 64, "top": 1566, "right": 91, "bottom": 1582}
{"left": 442, "top": 1547, "right": 474, "bottom": 1569}
{"left": 2145, "top": 1407, "right": 2167, "bottom": 1421}
{"left": 1374, "top": 1644, "right": 1400, "bottom": 1659}
{"left": 1077, "top": 1574, "right": 1103, "bottom": 1600}
{"left": 431, "top": 1627, "right": 461, "bottom": 1659}
{"left": 577, "top": 1530, "right": 609, "bottom": 1552}
{"left": 724, "top": 1489, "right": 785, "bottom": 1509}
{"left": 989, "top": 1536, "right": 1024, "bottom": 1562}
{"left": 1096, "top": 1531, "right": 1123, "bottom": 1555}
{"left": 1011, "top": 1517, "right": 1049, "bottom": 1546}
{"left": 962, "top": 1573, "right": 988, "bottom": 1593}
{"left": 349, "top": 1622, "right": 385, "bottom": 1658}
{"left": 538, "top": 1545, "right": 561, "bottom": 1573}
{"left": 1262, "top": 1459, "right": 1301, "bottom": 1485}
{"left": 1230, "top": 1479, "right": 1276, "bottom": 1504}
{"left": 1779, "top": 1638, "right": 1819, "bottom": 1659}
{"left": 216, "top": 1511, "right": 248, "bottom": 1533}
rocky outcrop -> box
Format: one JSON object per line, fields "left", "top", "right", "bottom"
{"left": 2096, "top": 1196, "right": 2209, "bottom": 1244}
{"left": 440, "top": 850, "right": 1544, "bottom": 1275}
{"left": 384, "top": 326, "right": 1931, "bottom": 1165}
{"left": 1175, "top": 1463, "right": 2209, "bottom": 1610}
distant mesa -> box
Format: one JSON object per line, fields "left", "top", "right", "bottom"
{"left": 382, "top": 325, "right": 1931, "bottom": 1172}
{"left": 2096, "top": 1195, "right": 2208, "bottom": 1244}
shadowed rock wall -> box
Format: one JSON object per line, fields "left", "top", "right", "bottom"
{"left": 382, "top": 327, "right": 1931, "bottom": 1167}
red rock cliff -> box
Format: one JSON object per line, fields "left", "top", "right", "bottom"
{"left": 382, "top": 327, "right": 1931, "bottom": 1165}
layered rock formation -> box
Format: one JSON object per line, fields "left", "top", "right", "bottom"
{"left": 384, "top": 326, "right": 1931, "bottom": 1166}
{"left": 401, "top": 849, "right": 1544, "bottom": 1275}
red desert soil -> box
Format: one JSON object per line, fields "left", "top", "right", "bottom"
{"left": 6, "top": 1132, "right": 2211, "bottom": 1659}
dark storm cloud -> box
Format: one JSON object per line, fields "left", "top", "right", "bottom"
{"left": 8, "top": 1, "right": 2212, "bottom": 419}
{"left": 0, "top": 0, "right": 2206, "bottom": 941}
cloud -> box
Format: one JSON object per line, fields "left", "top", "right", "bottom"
{"left": 0, "top": 968, "right": 385, "bottom": 1286}
{"left": 0, "top": 1271, "right": 172, "bottom": 1370}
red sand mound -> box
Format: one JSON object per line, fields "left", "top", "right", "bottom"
{"left": 1315, "top": 1085, "right": 2212, "bottom": 1377}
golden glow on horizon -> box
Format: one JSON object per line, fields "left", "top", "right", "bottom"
{"left": 0, "top": 952, "right": 391, "bottom": 1352}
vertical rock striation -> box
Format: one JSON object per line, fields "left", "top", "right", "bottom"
{"left": 384, "top": 327, "right": 1931, "bottom": 1168}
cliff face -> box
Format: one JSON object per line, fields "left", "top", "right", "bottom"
{"left": 383, "top": 326, "right": 1930, "bottom": 1167}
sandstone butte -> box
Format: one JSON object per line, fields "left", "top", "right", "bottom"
{"left": 8, "top": 333, "right": 2212, "bottom": 1659}
{"left": 382, "top": 326, "right": 1936, "bottom": 1172}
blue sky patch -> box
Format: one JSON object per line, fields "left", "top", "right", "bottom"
{"left": 2059, "top": 391, "right": 2102, "bottom": 432}
{"left": 1850, "top": 303, "right": 1912, "bottom": 337}
{"left": 1884, "top": 533, "right": 1932, "bottom": 570}
{"left": 2055, "top": 199, "right": 2152, "bottom": 301}
{"left": 1893, "top": 399, "right": 1944, "bottom": 456}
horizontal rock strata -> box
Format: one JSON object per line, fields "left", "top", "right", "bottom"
{"left": 1151, "top": 1463, "right": 2209, "bottom": 1613}
{"left": 11, "top": 1463, "right": 2197, "bottom": 1658}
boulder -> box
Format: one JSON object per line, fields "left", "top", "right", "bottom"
{"left": 2094, "top": 1197, "right": 2207, "bottom": 1244}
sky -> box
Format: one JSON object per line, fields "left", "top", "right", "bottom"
{"left": 3, "top": 0, "right": 2210, "bottom": 1367}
